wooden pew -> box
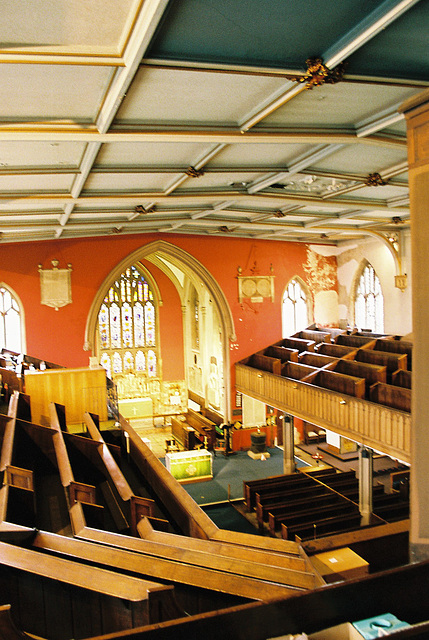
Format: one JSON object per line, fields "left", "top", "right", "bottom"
{"left": 244, "top": 473, "right": 318, "bottom": 511}
{"left": 255, "top": 485, "right": 333, "bottom": 527}
{"left": 304, "top": 369, "right": 366, "bottom": 399}
{"left": 137, "top": 517, "right": 308, "bottom": 574}
{"left": 171, "top": 408, "right": 217, "bottom": 450}
{"left": 281, "top": 361, "right": 318, "bottom": 380}
{"left": 271, "top": 501, "right": 360, "bottom": 537}
{"left": 292, "top": 330, "right": 332, "bottom": 344}
{"left": 335, "top": 334, "right": 377, "bottom": 349}
{"left": 282, "top": 512, "right": 362, "bottom": 541}
{"left": 392, "top": 369, "right": 412, "bottom": 389}
{"left": 326, "top": 358, "right": 387, "bottom": 397}
{"left": 260, "top": 345, "right": 299, "bottom": 362}
{"left": 274, "top": 337, "right": 316, "bottom": 352}
{"left": 264, "top": 493, "right": 346, "bottom": 532}
{"left": 0, "top": 539, "right": 170, "bottom": 639}
{"left": 316, "top": 342, "right": 358, "bottom": 359}
{"left": 299, "top": 351, "right": 338, "bottom": 367}
{"left": 369, "top": 382, "right": 411, "bottom": 412}
{"left": 375, "top": 338, "right": 413, "bottom": 370}
{"left": 76, "top": 527, "right": 306, "bottom": 601}
{"left": 83, "top": 411, "right": 155, "bottom": 535}
{"left": 355, "top": 348, "right": 407, "bottom": 382}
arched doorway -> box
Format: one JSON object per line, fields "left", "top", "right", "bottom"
{"left": 84, "top": 241, "right": 235, "bottom": 421}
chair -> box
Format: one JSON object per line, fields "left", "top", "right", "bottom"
{"left": 165, "top": 439, "right": 179, "bottom": 453}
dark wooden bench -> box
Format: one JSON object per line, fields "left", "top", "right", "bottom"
{"left": 299, "top": 351, "right": 338, "bottom": 367}
{"left": 281, "top": 361, "right": 319, "bottom": 380}
{"left": 305, "top": 369, "right": 366, "bottom": 399}
{"left": 171, "top": 408, "right": 217, "bottom": 450}
{"left": 0, "top": 538, "right": 169, "bottom": 639}
{"left": 335, "top": 334, "right": 377, "bottom": 349}
{"left": 240, "top": 353, "right": 282, "bottom": 375}
{"left": 356, "top": 348, "right": 407, "bottom": 382}
{"left": 292, "top": 330, "right": 331, "bottom": 344}
{"left": 255, "top": 485, "right": 333, "bottom": 526}
{"left": 375, "top": 338, "right": 413, "bottom": 370}
{"left": 282, "top": 512, "right": 362, "bottom": 541}
{"left": 316, "top": 342, "right": 358, "bottom": 359}
{"left": 369, "top": 381, "right": 411, "bottom": 412}
{"left": 244, "top": 473, "right": 319, "bottom": 511}
{"left": 327, "top": 358, "right": 387, "bottom": 397}
{"left": 264, "top": 493, "right": 347, "bottom": 531}
{"left": 270, "top": 501, "right": 359, "bottom": 536}
{"left": 274, "top": 337, "right": 316, "bottom": 353}
{"left": 392, "top": 369, "right": 412, "bottom": 389}
{"left": 259, "top": 345, "right": 299, "bottom": 362}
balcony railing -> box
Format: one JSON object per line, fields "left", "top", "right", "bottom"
{"left": 235, "top": 363, "right": 411, "bottom": 464}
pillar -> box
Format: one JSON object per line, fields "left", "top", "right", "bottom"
{"left": 282, "top": 415, "right": 296, "bottom": 474}
{"left": 399, "top": 89, "right": 429, "bottom": 561}
{"left": 359, "top": 446, "right": 373, "bottom": 526}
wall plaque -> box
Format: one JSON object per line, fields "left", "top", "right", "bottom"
{"left": 39, "top": 259, "right": 73, "bottom": 310}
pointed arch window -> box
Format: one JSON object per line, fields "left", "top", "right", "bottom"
{"left": 0, "top": 286, "right": 23, "bottom": 353}
{"left": 355, "top": 263, "right": 384, "bottom": 333}
{"left": 282, "top": 278, "right": 309, "bottom": 337}
{"left": 98, "top": 266, "right": 158, "bottom": 378}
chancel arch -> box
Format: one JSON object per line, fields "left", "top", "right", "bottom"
{"left": 85, "top": 241, "right": 235, "bottom": 421}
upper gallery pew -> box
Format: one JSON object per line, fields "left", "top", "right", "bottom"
{"left": 236, "top": 328, "right": 413, "bottom": 462}
{"left": 72, "top": 559, "right": 429, "bottom": 640}
{"left": 0, "top": 393, "right": 323, "bottom": 629}
{"left": 0, "top": 538, "right": 173, "bottom": 640}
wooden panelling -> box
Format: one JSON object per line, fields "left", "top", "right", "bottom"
{"left": 24, "top": 367, "right": 107, "bottom": 426}
{"left": 235, "top": 364, "right": 411, "bottom": 463}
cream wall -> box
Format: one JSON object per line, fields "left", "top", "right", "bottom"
{"left": 335, "top": 234, "right": 412, "bottom": 337}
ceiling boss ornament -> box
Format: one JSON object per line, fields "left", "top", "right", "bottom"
{"left": 294, "top": 57, "right": 347, "bottom": 89}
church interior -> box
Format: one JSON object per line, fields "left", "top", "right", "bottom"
{"left": 1, "top": 1, "right": 429, "bottom": 638}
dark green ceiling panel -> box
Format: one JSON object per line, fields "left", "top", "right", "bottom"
{"left": 148, "top": 0, "right": 383, "bottom": 70}
{"left": 346, "top": 0, "right": 429, "bottom": 81}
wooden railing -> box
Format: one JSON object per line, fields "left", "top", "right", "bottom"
{"left": 235, "top": 363, "right": 411, "bottom": 463}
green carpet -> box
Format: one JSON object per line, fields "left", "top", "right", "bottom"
{"left": 162, "top": 447, "right": 309, "bottom": 506}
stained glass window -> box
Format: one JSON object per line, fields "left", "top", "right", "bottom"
{"left": 97, "top": 266, "right": 158, "bottom": 378}
{"left": 282, "top": 279, "right": 309, "bottom": 337}
{"left": 355, "top": 263, "right": 384, "bottom": 333}
{"left": 0, "top": 287, "right": 22, "bottom": 353}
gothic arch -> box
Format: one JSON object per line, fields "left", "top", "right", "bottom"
{"left": 351, "top": 259, "right": 384, "bottom": 332}
{"left": 0, "top": 282, "right": 26, "bottom": 353}
{"left": 281, "top": 276, "right": 313, "bottom": 337}
{"left": 84, "top": 240, "right": 236, "bottom": 419}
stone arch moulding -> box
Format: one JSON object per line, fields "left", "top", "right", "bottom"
{"left": 0, "top": 281, "right": 27, "bottom": 354}
{"left": 84, "top": 240, "right": 236, "bottom": 419}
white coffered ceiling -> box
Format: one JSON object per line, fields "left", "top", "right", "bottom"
{"left": 0, "top": 0, "right": 427, "bottom": 246}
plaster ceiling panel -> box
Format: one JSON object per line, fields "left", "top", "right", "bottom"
{"left": 115, "top": 67, "right": 286, "bottom": 125}
{"left": 181, "top": 171, "right": 265, "bottom": 189}
{"left": 95, "top": 142, "right": 211, "bottom": 166}
{"left": 258, "top": 83, "right": 420, "bottom": 128}
{"left": 0, "top": 64, "right": 114, "bottom": 121}
{"left": 83, "top": 172, "right": 172, "bottom": 192}
{"left": 0, "top": 141, "right": 86, "bottom": 168}
{"left": 311, "top": 145, "right": 408, "bottom": 175}
{"left": 0, "top": 0, "right": 136, "bottom": 52}
{"left": 207, "top": 143, "right": 311, "bottom": 167}
{"left": 349, "top": 184, "right": 409, "bottom": 200}
{"left": 0, "top": 174, "right": 74, "bottom": 192}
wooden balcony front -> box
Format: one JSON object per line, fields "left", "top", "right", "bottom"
{"left": 235, "top": 363, "right": 411, "bottom": 464}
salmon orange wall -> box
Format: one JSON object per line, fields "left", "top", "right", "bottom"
{"left": 0, "top": 233, "right": 337, "bottom": 405}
